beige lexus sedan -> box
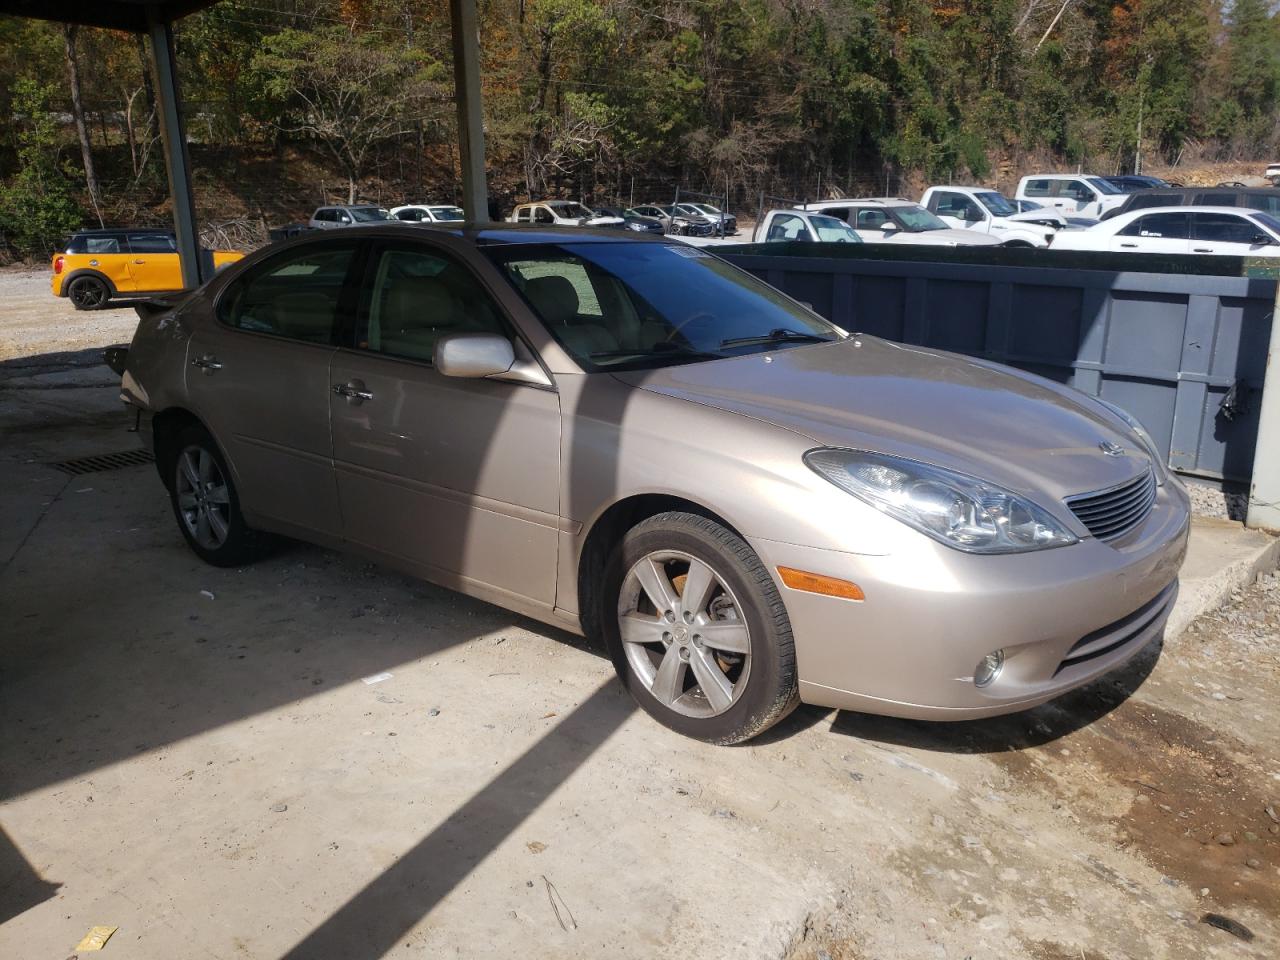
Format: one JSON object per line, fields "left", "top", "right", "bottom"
{"left": 118, "top": 225, "right": 1190, "bottom": 743}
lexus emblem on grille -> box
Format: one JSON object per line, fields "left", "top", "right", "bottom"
{"left": 1098, "top": 441, "right": 1126, "bottom": 457}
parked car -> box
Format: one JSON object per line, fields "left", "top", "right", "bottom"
{"left": 507, "top": 201, "right": 624, "bottom": 227}
{"left": 1015, "top": 175, "right": 1130, "bottom": 219}
{"left": 1098, "top": 186, "right": 1280, "bottom": 221}
{"left": 920, "top": 186, "right": 1062, "bottom": 247}
{"left": 800, "top": 199, "right": 1004, "bottom": 246}
{"left": 1266, "top": 163, "right": 1280, "bottom": 186}
{"left": 674, "top": 202, "right": 737, "bottom": 235}
{"left": 51, "top": 229, "right": 243, "bottom": 310}
{"left": 1100, "top": 175, "right": 1170, "bottom": 192}
{"left": 629, "top": 204, "right": 716, "bottom": 236}
{"left": 390, "top": 204, "right": 466, "bottom": 223}
{"left": 116, "top": 224, "right": 1189, "bottom": 743}
{"left": 752, "top": 209, "right": 862, "bottom": 244}
{"left": 1050, "top": 206, "right": 1280, "bottom": 257}
{"left": 587, "top": 207, "right": 665, "bottom": 234}
{"left": 309, "top": 205, "right": 391, "bottom": 229}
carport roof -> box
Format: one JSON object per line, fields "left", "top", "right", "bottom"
{"left": 0, "top": 0, "right": 219, "bottom": 32}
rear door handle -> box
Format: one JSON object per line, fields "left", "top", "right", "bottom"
{"left": 1192, "top": 247, "right": 1212, "bottom": 253}
{"left": 333, "top": 380, "right": 374, "bottom": 403}
{"left": 1119, "top": 243, "right": 1138, "bottom": 248}
{"left": 191, "top": 354, "right": 222, "bottom": 373}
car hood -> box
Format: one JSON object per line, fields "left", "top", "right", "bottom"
{"left": 1004, "top": 208, "right": 1066, "bottom": 227}
{"left": 612, "top": 337, "right": 1149, "bottom": 503}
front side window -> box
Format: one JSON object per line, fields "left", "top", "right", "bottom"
{"left": 533, "top": 207, "right": 555, "bottom": 224}
{"left": 1089, "top": 177, "right": 1123, "bottom": 195}
{"left": 854, "top": 208, "right": 888, "bottom": 229}
{"left": 1119, "top": 212, "right": 1189, "bottom": 239}
{"left": 489, "top": 242, "right": 842, "bottom": 371}
{"left": 1193, "top": 213, "right": 1264, "bottom": 244}
{"left": 765, "top": 214, "right": 809, "bottom": 241}
{"left": 217, "top": 243, "right": 356, "bottom": 344}
{"left": 429, "top": 206, "right": 465, "bottom": 221}
{"left": 358, "top": 246, "right": 505, "bottom": 363}
{"left": 551, "top": 202, "right": 591, "bottom": 219}
{"left": 128, "top": 233, "right": 177, "bottom": 253}
{"left": 1063, "top": 180, "right": 1096, "bottom": 202}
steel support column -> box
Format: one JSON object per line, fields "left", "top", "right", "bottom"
{"left": 449, "top": 0, "right": 488, "bottom": 222}
{"left": 1247, "top": 275, "right": 1280, "bottom": 531}
{"left": 147, "top": 14, "right": 202, "bottom": 288}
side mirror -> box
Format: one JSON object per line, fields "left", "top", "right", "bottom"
{"left": 879, "top": 222, "right": 898, "bottom": 232}
{"left": 1253, "top": 233, "right": 1276, "bottom": 246}
{"left": 435, "top": 333, "right": 515, "bottom": 378}
{"left": 965, "top": 208, "right": 984, "bottom": 222}
{"left": 338, "top": 215, "right": 351, "bottom": 223}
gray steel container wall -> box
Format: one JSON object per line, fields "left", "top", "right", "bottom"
{"left": 723, "top": 253, "right": 1277, "bottom": 484}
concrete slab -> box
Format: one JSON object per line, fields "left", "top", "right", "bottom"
{"left": 2, "top": 378, "right": 1277, "bottom": 960}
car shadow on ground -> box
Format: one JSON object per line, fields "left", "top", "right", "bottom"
{"left": 822, "top": 637, "right": 1163, "bottom": 754}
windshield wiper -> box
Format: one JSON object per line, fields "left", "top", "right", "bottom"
{"left": 589, "top": 345, "right": 722, "bottom": 362}
{"left": 720, "top": 328, "right": 834, "bottom": 349}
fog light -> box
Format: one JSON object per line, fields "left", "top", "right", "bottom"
{"left": 974, "top": 650, "right": 1004, "bottom": 688}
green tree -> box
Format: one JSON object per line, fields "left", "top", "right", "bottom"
{"left": 0, "top": 76, "right": 83, "bottom": 258}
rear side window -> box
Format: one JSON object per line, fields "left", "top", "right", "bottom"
{"left": 394, "top": 209, "right": 424, "bottom": 221}
{"left": 78, "top": 235, "right": 124, "bottom": 254}
{"left": 764, "top": 214, "right": 809, "bottom": 241}
{"left": 1023, "top": 179, "right": 1053, "bottom": 197}
{"left": 128, "top": 233, "right": 176, "bottom": 253}
{"left": 1127, "top": 193, "right": 1170, "bottom": 212}
{"left": 217, "top": 244, "right": 356, "bottom": 344}
{"left": 1119, "top": 212, "right": 1190, "bottom": 239}
{"left": 533, "top": 207, "right": 555, "bottom": 224}
{"left": 1193, "top": 213, "right": 1261, "bottom": 244}
{"left": 817, "top": 206, "right": 852, "bottom": 222}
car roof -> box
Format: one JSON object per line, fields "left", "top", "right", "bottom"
{"left": 72, "top": 227, "right": 165, "bottom": 234}
{"left": 804, "top": 198, "right": 914, "bottom": 208}
{"left": 1113, "top": 205, "right": 1265, "bottom": 218}
{"left": 1021, "top": 173, "right": 1103, "bottom": 179}
{"left": 289, "top": 222, "right": 673, "bottom": 247}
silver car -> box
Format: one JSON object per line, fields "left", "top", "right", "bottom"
{"left": 118, "top": 225, "right": 1189, "bottom": 743}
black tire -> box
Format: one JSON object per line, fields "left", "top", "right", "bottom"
{"left": 600, "top": 511, "right": 799, "bottom": 744}
{"left": 164, "top": 423, "right": 267, "bottom": 567}
{"left": 67, "top": 275, "right": 110, "bottom": 311}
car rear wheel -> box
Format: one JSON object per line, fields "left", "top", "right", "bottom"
{"left": 167, "top": 424, "right": 267, "bottom": 567}
{"left": 67, "top": 275, "right": 109, "bottom": 310}
{"left": 601, "top": 512, "right": 798, "bottom": 743}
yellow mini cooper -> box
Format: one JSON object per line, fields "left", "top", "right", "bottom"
{"left": 51, "top": 228, "right": 244, "bottom": 310}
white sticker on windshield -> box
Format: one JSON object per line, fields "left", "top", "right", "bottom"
{"left": 667, "top": 244, "right": 711, "bottom": 258}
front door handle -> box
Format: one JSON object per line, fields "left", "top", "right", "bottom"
{"left": 333, "top": 380, "right": 374, "bottom": 403}
{"left": 1119, "top": 243, "right": 1138, "bottom": 248}
{"left": 134, "top": 259, "right": 146, "bottom": 264}
{"left": 191, "top": 354, "right": 222, "bottom": 373}
{"left": 1192, "top": 247, "right": 1212, "bottom": 253}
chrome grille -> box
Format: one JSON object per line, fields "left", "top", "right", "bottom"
{"left": 1066, "top": 468, "right": 1157, "bottom": 542}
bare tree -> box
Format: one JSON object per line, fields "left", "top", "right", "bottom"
{"left": 62, "top": 25, "right": 102, "bottom": 225}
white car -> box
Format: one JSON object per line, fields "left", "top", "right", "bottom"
{"left": 507, "top": 201, "right": 623, "bottom": 227}
{"left": 751, "top": 209, "right": 863, "bottom": 244}
{"left": 800, "top": 198, "right": 1004, "bottom": 247}
{"left": 1015, "top": 174, "right": 1130, "bottom": 219}
{"left": 390, "top": 204, "right": 466, "bottom": 223}
{"left": 1050, "top": 206, "right": 1280, "bottom": 257}
{"left": 1266, "top": 163, "right": 1280, "bottom": 185}
{"left": 921, "top": 186, "right": 1064, "bottom": 247}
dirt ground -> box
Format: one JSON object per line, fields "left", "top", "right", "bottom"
{"left": 0, "top": 271, "right": 1277, "bottom": 959}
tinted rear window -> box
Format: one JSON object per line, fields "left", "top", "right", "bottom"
{"left": 128, "top": 233, "right": 177, "bottom": 253}
{"left": 66, "top": 234, "right": 126, "bottom": 254}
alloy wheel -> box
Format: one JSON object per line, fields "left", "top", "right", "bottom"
{"left": 69, "top": 279, "right": 106, "bottom": 308}
{"left": 175, "top": 445, "right": 231, "bottom": 550}
{"left": 617, "top": 550, "right": 752, "bottom": 718}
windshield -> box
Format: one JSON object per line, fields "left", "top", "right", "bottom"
{"left": 350, "top": 207, "right": 390, "bottom": 222}
{"left": 810, "top": 215, "right": 862, "bottom": 242}
{"left": 1254, "top": 212, "right": 1280, "bottom": 236}
{"left": 893, "top": 206, "right": 949, "bottom": 231}
{"left": 430, "top": 206, "right": 465, "bottom": 221}
{"left": 1088, "top": 178, "right": 1124, "bottom": 195}
{"left": 976, "top": 191, "right": 1017, "bottom": 217}
{"left": 691, "top": 204, "right": 721, "bottom": 215}
{"left": 488, "top": 242, "right": 842, "bottom": 371}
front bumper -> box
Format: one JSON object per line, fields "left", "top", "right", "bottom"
{"left": 748, "top": 483, "right": 1190, "bottom": 720}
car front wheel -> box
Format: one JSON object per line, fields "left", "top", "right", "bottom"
{"left": 601, "top": 512, "right": 799, "bottom": 744}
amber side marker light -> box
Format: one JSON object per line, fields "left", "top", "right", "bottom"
{"left": 777, "top": 566, "right": 865, "bottom": 601}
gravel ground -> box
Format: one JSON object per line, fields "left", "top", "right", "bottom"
{"left": 0, "top": 265, "right": 140, "bottom": 363}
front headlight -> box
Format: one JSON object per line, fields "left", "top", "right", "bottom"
{"left": 1092, "top": 398, "right": 1166, "bottom": 483}
{"left": 804, "top": 449, "right": 1078, "bottom": 554}
{"left": 626, "top": 221, "right": 648, "bottom": 231}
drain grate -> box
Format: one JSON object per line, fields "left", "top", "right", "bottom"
{"left": 49, "top": 449, "right": 155, "bottom": 476}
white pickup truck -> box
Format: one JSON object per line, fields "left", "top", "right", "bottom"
{"left": 750, "top": 209, "right": 863, "bottom": 244}
{"left": 1014, "top": 174, "right": 1130, "bottom": 219}
{"left": 920, "top": 186, "right": 1064, "bottom": 248}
